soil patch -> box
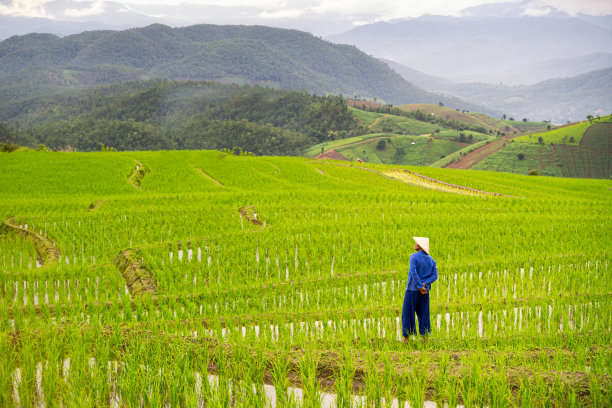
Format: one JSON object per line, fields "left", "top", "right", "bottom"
{"left": 129, "top": 161, "right": 150, "bottom": 189}
{"left": 113, "top": 248, "right": 157, "bottom": 295}
{"left": 87, "top": 200, "right": 105, "bottom": 212}
{"left": 239, "top": 205, "right": 264, "bottom": 226}
{"left": 314, "top": 150, "right": 349, "bottom": 161}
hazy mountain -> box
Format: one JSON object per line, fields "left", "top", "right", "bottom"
{"left": 384, "top": 57, "right": 611, "bottom": 123}
{"left": 576, "top": 14, "right": 612, "bottom": 30}
{"left": 438, "top": 68, "right": 612, "bottom": 123}
{"left": 453, "top": 53, "right": 612, "bottom": 85}
{"left": 327, "top": 3, "right": 612, "bottom": 82}
{"left": 381, "top": 59, "right": 453, "bottom": 90}
{"left": 0, "top": 23, "right": 496, "bottom": 115}
{"left": 0, "top": 16, "right": 121, "bottom": 39}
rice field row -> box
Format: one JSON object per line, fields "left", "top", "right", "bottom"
{"left": 0, "top": 150, "right": 610, "bottom": 407}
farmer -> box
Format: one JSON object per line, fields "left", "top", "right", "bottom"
{"left": 402, "top": 237, "right": 438, "bottom": 341}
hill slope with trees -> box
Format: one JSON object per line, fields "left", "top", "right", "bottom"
{"left": 0, "top": 23, "right": 496, "bottom": 114}
{"left": 0, "top": 80, "right": 365, "bottom": 155}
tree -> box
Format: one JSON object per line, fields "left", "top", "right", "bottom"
{"left": 538, "top": 136, "right": 544, "bottom": 144}
{"left": 587, "top": 114, "right": 593, "bottom": 124}
{"left": 517, "top": 153, "right": 525, "bottom": 160}
{"left": 522, "top": 118, "right": 528, "bottom": 122}
{"left": 376, "top": 139, "right": 386, "bottom": 150}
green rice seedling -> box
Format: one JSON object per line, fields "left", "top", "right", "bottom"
{"left": 363, "top": 351, "right": 384, "bottom": 407}
{"left": 334, "top": 349, "right": 355, "bottom": 408}
{"left": 272, "top": 352, "right": 292, "bottom": 407}
{"left": 406, "top": 359, "right": 428, "bottom": 408}
{"left": 299, "top": 351, "right": 322, "bottom": 408}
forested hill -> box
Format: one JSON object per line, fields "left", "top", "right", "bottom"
{"left": 0, "top": 23, "right": 491, "bottom": 113}
{"left": 0, "top": 80, "right": 365, "bottom": 154}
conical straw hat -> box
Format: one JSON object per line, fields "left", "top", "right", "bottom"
{"left": 413, "top": 237, "right": 430, "bottom": 254}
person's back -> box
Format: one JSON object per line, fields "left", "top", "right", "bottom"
{"left": 406, "top": 250, "right": 437, "bottom": 292}
{"left": 402, "top": 237, "right": 438, "bottom": 340}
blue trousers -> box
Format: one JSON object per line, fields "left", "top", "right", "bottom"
{"left": 402, "top": 290, "right": 431, "bottom": 337}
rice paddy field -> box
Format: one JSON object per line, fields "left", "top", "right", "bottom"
{"left": 1, "top": 149, "right": 611, "bottom": 407}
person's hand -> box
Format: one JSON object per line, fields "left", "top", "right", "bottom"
{"left": 419, "top": 286, "right": 428, "bottom": 295}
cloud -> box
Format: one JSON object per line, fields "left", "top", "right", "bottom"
{"left": 0, "top": 0, "right": 51, "bottom": 18}
{"left": 64, "top": 1, "right": 106, "bottom": 17}
{"left": 259, "top": 8, "right": 305, "bottom": 19}
{"left": 521, "top": 6, "right": 554, "bottom": 16}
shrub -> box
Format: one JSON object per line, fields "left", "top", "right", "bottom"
{"left": 528, "top": 169, "right": 540, "bottom": 176}
{"left": 517, "top": 153, "right": 525, "bottom": 160}
{"left": 0, "top": 142, "right": 20, "bottom": 152}
{"left": 376, "top": 140, "right": 386, "bottom": 150}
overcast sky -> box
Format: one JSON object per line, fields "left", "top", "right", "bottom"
{"left": 2, "top": 0, "right": 611, "bottom": 20}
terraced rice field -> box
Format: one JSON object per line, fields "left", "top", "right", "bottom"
{"left": 0, "top": 150, "right": 611, "bottom": 407}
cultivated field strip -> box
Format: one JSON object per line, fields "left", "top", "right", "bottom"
{"left": 1, "top": 150, "right": 611, "bottom": 406}
{"left": 382, "top": 169, "right": 505, "bottom": 196}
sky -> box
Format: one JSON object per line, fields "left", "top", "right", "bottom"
{"left": 2, "top": 0, "right": 611, "bottom": 21}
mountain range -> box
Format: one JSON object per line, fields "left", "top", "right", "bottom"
{"left": 386, "top": 60, "right": 612, "bottom": 123}
{"left": 0, "top": 23, "right": 495, "bottom": 114}
{"left": 327, "top": 2, "right": 612, "bottom": 84}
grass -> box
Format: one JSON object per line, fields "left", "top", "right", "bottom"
{"left": 514, "top": 121, "right": 591, "bottom": 146}
{"left": 476, "top": 119, "right": 612, "bottom": 179}
{"left": 336, "top": 134, "right": 466, "bottom": 166}
{"left": 473, "top": 142, "right": 564, "bottom": 177}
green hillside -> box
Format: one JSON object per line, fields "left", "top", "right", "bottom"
{"left": 0, "top": 150, "right": 610, "bottom": 406}
{"left": 0, "top": 24, "right": 493, "bottom": 112}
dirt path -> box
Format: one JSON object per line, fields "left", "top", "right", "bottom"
{"left": 446, "top": 140, "right": 505, "bottom": 169}
{"left": 367, "top": 114, "right": 390, "bottom": 129}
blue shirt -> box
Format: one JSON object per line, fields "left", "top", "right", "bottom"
{"left": 406, "top": 250, "right": 438, "bottom": 291}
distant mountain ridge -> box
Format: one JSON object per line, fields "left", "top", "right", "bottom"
{"left": 0, "top": 23, "right": 497, "bottom": 114}
{"left": 385, "top": 59, "right": 612, "bottom": 123}
{"left": 327, "top": 3, "right": 612, "bottom": 82}
{"left": 438, "top": 67, "right": 612, "bottom": 123}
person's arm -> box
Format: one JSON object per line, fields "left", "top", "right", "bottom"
{"left": 422, "top": 261, "right": 438, "bottom": 291}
